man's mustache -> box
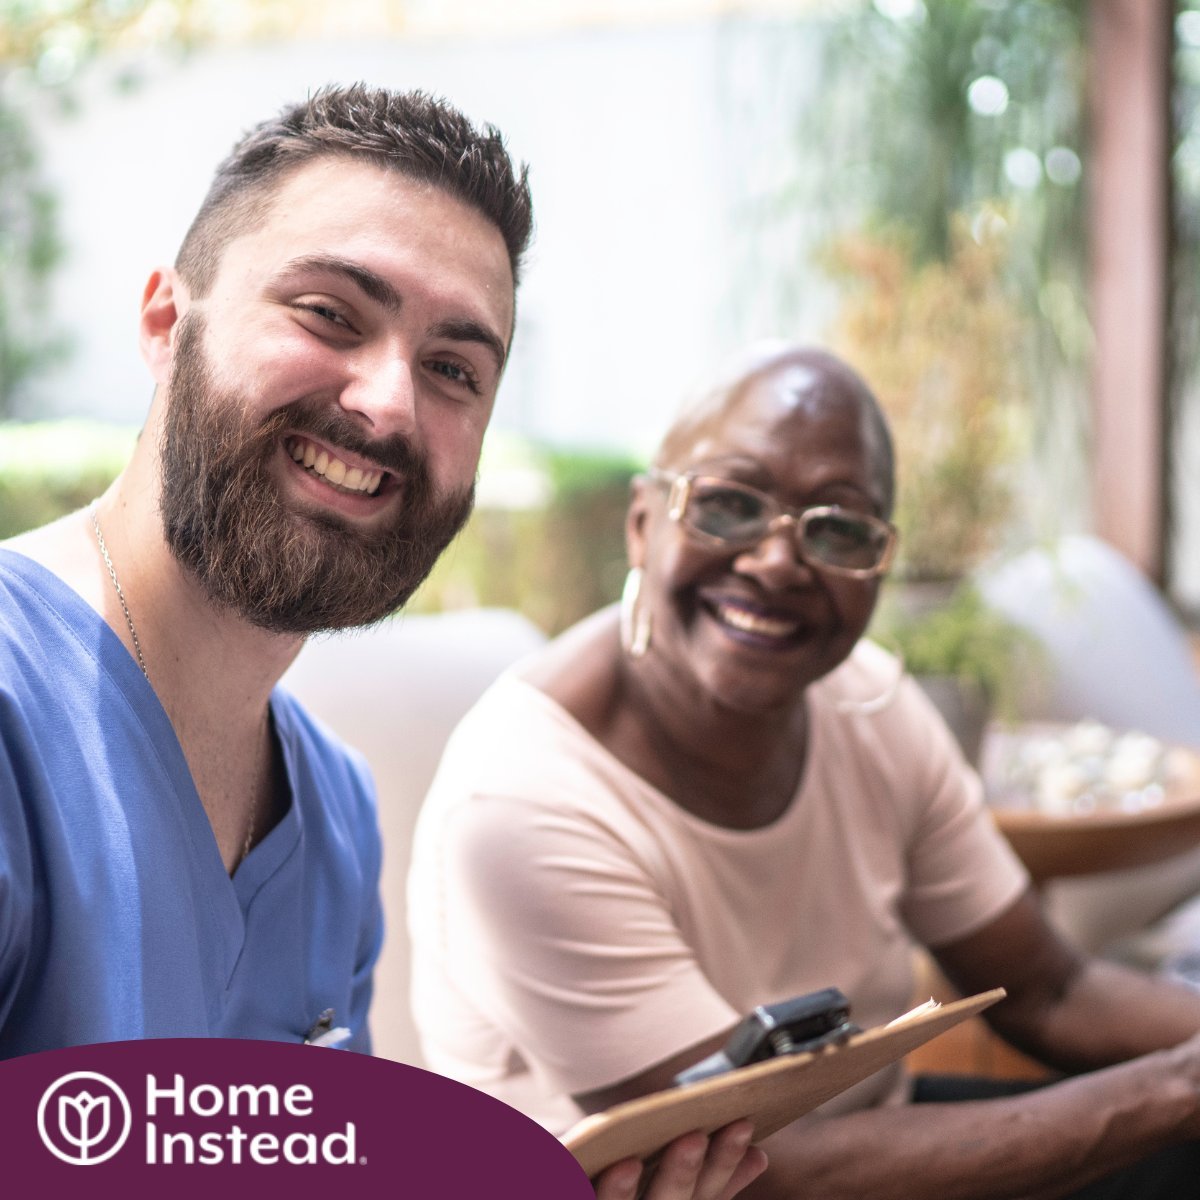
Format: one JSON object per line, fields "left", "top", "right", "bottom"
{"left": 273, "top": 401, "right": 423, "bottom": 478}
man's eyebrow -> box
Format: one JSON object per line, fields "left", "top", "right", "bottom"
{"left": 428, "top": 318, "right": 508, "bottom": 372}
{"left": 274, "top": 254, "right": 404, "bottom": 314}
{"left": 272, "top": 254, "right": 508, "bottom": 369}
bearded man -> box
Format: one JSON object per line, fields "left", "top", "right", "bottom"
{"left": 0, "top": 85, "right": 763, "bottom": 1200}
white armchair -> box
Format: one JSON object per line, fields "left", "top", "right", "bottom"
{"left": 280, "top": 608, "right": 547, "bottom": 1064}
{"left": 978, "top": 535, "right": 1200, "bottom": 953}
{"left": 978, "top": 534, "right": 1200, "bottom": 748}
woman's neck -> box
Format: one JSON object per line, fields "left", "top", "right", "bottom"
{"left": 526, "top": 606, "right": 811, "bottom": 830}
{"left": 611, "top": 649, "right": 810, "bottom": 829}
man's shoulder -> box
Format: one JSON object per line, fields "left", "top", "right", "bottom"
{"left": 2, "top": 512, "right": 98, "bottom": 599}
{"left": 0, "top": 550, "right": 77, "bottom": 674}
{"left": 269, "top": 689, "right": 383, "bottom": 880}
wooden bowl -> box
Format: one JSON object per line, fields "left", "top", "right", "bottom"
{"left": 983, "top": 726, "right": 1200, "bottom": 884}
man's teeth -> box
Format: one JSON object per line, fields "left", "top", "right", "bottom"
{"left": 715, "top": 603, "right": 799, "bottom": 639}
{"left": 287, "top": 437, "right": 383, "bottom": 495}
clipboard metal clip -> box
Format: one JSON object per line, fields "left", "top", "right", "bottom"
{"left": 674, "top": 987, "right": 860, "bottom": 1086}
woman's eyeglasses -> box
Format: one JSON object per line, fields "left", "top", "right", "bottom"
{"left": 650, "top": 470, "right": 897, "bottom": 578}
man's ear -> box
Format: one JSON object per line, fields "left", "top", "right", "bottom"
{"left": 139, "top": 268, "right": 189, "bottom": 384}
{"left": 624, "top": 473, "right": 652, "bottom": 570}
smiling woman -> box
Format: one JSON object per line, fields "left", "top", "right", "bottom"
{"left": 407, "top": 341, "right": 1200, "bottom": 1199}
{"left": 408, "top": 340, "right": 973, "bottom": 1116}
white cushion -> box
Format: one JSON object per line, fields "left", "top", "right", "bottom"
{"left": 281, "top": 609, "right": 547, "bottom": 1064}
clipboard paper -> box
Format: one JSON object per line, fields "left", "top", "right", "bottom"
{"left": 563, "top": 987, "right": 1005, "bottom": 1178}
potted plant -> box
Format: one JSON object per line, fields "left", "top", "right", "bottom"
{"left": 822, "top": 217, "right": 1035, "bottom": 761}
{"left": 870, "top": 581, "right": 1040, "bottom": 765}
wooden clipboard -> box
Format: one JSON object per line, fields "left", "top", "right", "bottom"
{"left": 563, "top": 988, "right": 1006, "bottom": 1178}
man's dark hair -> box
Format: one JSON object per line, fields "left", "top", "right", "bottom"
{"left": 175, "top": 83, "right": 533, "bottom": 296}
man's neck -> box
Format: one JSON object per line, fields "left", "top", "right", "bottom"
{"left": 13, "top": 459, "right": 303, "bottom": 712}
{"left": 5, "top": 444, "right": 305, "bottom": 872}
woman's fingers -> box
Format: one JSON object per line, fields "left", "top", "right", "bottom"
{"left": 593, "top": 1155, "right": 645, "bottom": 1200}
{"left": 592, "top": 1122, "right": 767, "bottom": 1200}
{"left": 692, "top": 1122, "right": 767, "bottom": 1200}
{"left": 714, "top": 1138, "right": 769, "bottom": 1200}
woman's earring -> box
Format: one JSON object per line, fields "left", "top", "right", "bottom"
{"left": 620, "top": 567, "right": 652, "bottom": 659}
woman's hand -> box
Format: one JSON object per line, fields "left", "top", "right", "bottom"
{"left": 593, "top": 1122, "right": 768, "bottom": 1200}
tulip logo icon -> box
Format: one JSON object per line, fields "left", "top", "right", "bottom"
{"left": 37, "top": 1071, "right": 132, "bottom": 1165}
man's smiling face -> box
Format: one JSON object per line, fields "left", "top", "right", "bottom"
{"left": 153, "top": 155, "right": 515, "bottom": 633}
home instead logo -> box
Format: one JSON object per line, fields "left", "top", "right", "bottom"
{"left": 36, "top": 1069, "right": 358, "bottom": 1168}
{"left": 38, "top": 1071, "right": 133, "bottom": 1165}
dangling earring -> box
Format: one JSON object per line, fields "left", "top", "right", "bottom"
{"left": 620, "top": 567, "right": 652, "bottom": 659}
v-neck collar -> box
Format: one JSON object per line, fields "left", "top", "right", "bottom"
{"left": 0, "top": 547, "right": 303, "bottom": 984}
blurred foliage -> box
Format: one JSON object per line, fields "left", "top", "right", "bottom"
{"left": 0, "top": 419, "right": 136, "bottom": 536}
{"left": 756, "top": 0, "right": 1090, "bottom": 699}
{"left": 823, "top": 214, "right": 1028, "bottom": 580}
{"left": 1177, "top": 3, "right": 1200, "bottom": 364}
{"left": 776, "top": 0, "right": 1092, "bottom": 575}
{"left": 410, "top": 446, "right": 639, "bottom": 635}
{"left": 1173, "top": 2, "right": 1200, "bottom": 578}
{"left": 1, "top": 0, "right": 180, "bottom": 65}
{"left": 0, "top": 0, "right": 350, "bottom": 67}
{"left": 871, "top": 577, "right": 1042, "bottom": 717}
{"left": 0, "top": 0, "right": 168, "bottom": 419}
{"left": 0, "top": 419, "right": 636, "bottom": 635}
{"left": 818, "top": 0, "right": 1087, "bottom": 270}
{"left": 0, "top": 0, "right": 320, "bottom": 420}
{"left": 0, "top": 99, "right": 66, "bottom": 419}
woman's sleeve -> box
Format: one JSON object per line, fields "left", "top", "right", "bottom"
{"left": 428, "top": 791, "right": 739, "bottom": 1096}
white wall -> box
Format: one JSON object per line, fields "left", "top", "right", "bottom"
{"left": 18, "top": 19, "right": 831, "bottom": 458}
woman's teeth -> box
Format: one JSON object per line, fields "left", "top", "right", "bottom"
{"left": 286, "top": 436, "right": 383, "bottom": 495}
{"left": 715, "top": 603, "right": 799, "bottom": 639}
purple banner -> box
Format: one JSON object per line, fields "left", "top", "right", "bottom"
{"left": 0, "top": 1039, "right": 592, "bottom": 1197}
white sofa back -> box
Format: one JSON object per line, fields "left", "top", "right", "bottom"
{"left": 281, "top": 608, "right": 547, "bottom": 1064}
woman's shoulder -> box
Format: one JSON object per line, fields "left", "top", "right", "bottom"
{"left": 815, "top": 638, "right": 903, "bottom": 706}
{"left": 517, "top": 604, "right": 623, "bottom": 735}
{"left": 420, "top": 667, "right": 663, "bottom": 871}
{"left": 423, "top": 615, "right": 664, "bottom": 831}
{"left": 434, "top": 646, "right": 621, "bottom": 797}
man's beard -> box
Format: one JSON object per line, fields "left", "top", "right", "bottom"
{"left": 159, "top": 313, "right": 475, "bottom": 635}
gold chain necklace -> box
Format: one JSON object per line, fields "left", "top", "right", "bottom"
{"left": 91, "top": 505, "right": 148, "bottom": 679}
{"left": 90, "top": 504, "right": 259, "bottom": 868}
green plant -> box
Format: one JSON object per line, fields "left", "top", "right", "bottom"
{"left": 0, "top": 0, "right": 297, "bottom": 418}
{"left": 408, "top": 441, "right": 640, "bottom": 634}
{"left": 0, "top": 419, "right": 136, "bottom": 537}
{"left": 0, "top": 97, "right": 66, "bottom": 417}
{"left": 871, "top": 579, "right": 1039, "bottom": 719}
{"left": 747, "top": 0, "right": 1093, "bottom": 575}
{"left": 814, "top": 0, "right": 1086, "bottom": 269}
{"left": 823, "top": 217, "right": 1029, "bottom": 581}
{"left": 1174, "top": 3, "right": 1200, "bottom": 592}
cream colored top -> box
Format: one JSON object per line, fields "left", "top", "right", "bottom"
{"left": 407, "top": 640, "right": 1029, "bottom": 1134}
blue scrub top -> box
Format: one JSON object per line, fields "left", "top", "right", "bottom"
{"left": 0, "top": 549, "right": 383, "bottom": 1058}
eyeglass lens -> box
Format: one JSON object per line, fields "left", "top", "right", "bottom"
{"left": 686, "top": 480, "right": 888, "bottom": 570}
